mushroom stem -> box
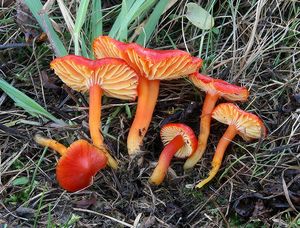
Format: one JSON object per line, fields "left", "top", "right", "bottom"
{"left": 196, "top": 125, "right": 237, "bottom": 189}
{"left": 127, "top": 77, "right": 160, "bottom": 155}
{"left": 89, "top": 84, "right": 118, "bottom": 169}
{"left": 34, "top": 135, "right": 67, "bottom": 156}
{"left": 149, "top": 135, "right": 184, "bottom": 185}
{"left": 184, "top": 93, "right": 219, "bottom": 170}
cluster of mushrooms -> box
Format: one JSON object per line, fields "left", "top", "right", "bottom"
{"left": 35, "top": 36, "right": 266, "bottom": 192}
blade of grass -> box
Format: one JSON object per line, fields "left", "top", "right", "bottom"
{"left": 135, "top": 0, "right": 169, "bottom": 45}
{"left": 118, "top": 0, "right": 146, "bottom": 40}
{"left": 90, "top": 0, "right": 102, "bottom": 41}
{"left": 24, "top": 0, "right": 67, "bottom": 57}
{"left": 109, "top": 0, "right": 135, "bottom": 39}
{"left": 56, "top": 0, "right": 75, "bottom": 40}
{"left": 74, "top": 0, "right": 90, "bottom": 55}
{"left": 0, "top": 78, "right": 65, "bottom": 125}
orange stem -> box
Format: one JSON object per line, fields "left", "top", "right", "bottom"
{"left": 196, "top": 125, "right": 237, "bottom": 189}
{"left": 149, "top": 135, "right": 184, "bottom": 185}
{"left": 127, "top": 77, "right": 160, "bottom": 156}
{"left": 34, "top": 135, "right": 67, "bottom": 156}
{"left": 184, "top": 93, "right": 219, "bottom": 170}
{"left": 89, "top": 85, "right": 118, "bottom": 169}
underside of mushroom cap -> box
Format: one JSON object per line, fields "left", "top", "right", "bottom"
{"left": 124, "top": 43, "right": 203, "bottom": 80}
{"left": 92, "top": 36, "right": 202, "bottom": 80}
{"left": 160, "top": 123, "right": 197, "bottom": 158}
{"left": 51, "top": 55, "right": 138, "bottom": 100}
{"left": 212, "top": 103, "right": 266, "bottom": 140}
{"left": 93, "top": 36, "right": 127, "bottom": 59}
{"left": 56, "top": 140, "right": 107, "bottom": 192}
{"left": 189, "top": 72, "right": 249, "bottom": 101}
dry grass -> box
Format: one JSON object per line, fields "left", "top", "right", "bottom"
{"left": 0, "top": 0, "right": 299, "bottom": 227}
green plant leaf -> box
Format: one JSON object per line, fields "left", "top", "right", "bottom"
{"left": 0, "top": 79, "right": 65, "bottom": 125}
{"left": 136, "top": 0, "right": 169, "bottom": 45}
{"left": 186, "top": 3, "right": 214, "bottom": 30}
{"left": 12, "top": 177, "right": 29, "bottom": 186}
{"left": 24, "top": 0, "right": 67, "bottom": 57}
{"left": 90, "top": 0, "right": 102, "bottom": 41}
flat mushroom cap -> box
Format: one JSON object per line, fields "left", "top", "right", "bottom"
{"left": 212, "top": 103, "right": 267, "bottom": 140}
{"left": 93, "top": 36, "right": 126, "bottom": 59}
{"left": 56, "top": 140, "right": 107, "bottom": 192}
{"left": 50, "top": 55, "right": 138, "bottom": 100}
{"left": 92, "top": 36, "right": 203, "bottom": 80}
{"left": 189, "top": 72, "right": 249, "bottom": 101}
{"left": 160, "top": 123, "right": 197, "bottom": 158}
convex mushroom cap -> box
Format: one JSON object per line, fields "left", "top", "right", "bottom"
{"left": 149, "top": 123, "right": 197, "bottom": 185}
{"left": 51, "top": 55, "right": 139, "bottom": 169}
{"left": 195, "top": 103, "right": 266, "bottom": 189}
{"left": 93, "top": 36, "right": 202, "bottom": 156}
{"left": 184, "top": 72, "right": 249, "bottom": 170}
{"left": 34, "top": 135, "right": 107, "bottom": 192}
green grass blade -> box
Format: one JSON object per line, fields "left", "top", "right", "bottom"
{"left": 0, "top": 79, "right": 64, "bottom": 125}
{"left": 24, "top": 0, "right": 67, "bottom": 57}
{"left": 74, "top": 0, "right": 91, "bottom": 55}
{"left": 91, "top": 0, "right": 103, "bottom": 41}
{"left": 118, "top": 0, "right": 146, "bottom": 40}
{"left": 136, "top": 0, "right": 169, "bottom": 45}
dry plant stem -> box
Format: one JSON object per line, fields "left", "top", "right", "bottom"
{"left": 149, "top": 135, "right": 184, "bottom": 185}
{"left": 34, "top": 135, "right": 67, "bottom": 155}
{"left": 89, "top": 85, "right": 118, "bottom": 169}
{"left": 184, "top": 93, "right": 219, "bottom": 170}
{"left": 127, "top": 77, "right": 160, "bottom": 156}
{"left": 196, "top": 125, "right": 237, "bottom": 189}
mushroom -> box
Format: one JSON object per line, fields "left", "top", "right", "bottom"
{"left": 93, "top": 36, "right": 202, "bottom": 156}
{"left": 34, "top": 135, "right": 107, "bottom": 192}
{"left": 183, "top": 72, "right": 249, "bottom": 170}
{"left": 148, "top": 123, "right": 197, "bottom": 185}
{"left": 50, "top": 55, "right": 138, "bottom": 169}
{"left": 195, "top": 103, "right": 266, "bottom": 189}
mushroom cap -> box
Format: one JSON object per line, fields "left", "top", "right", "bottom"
{"left": 93, "top": 36, "right": 127, "bottom": 59}
{"left": 93, "top": 36, "right": 203, "bottom": 80}
{"left": 160, "top": 123, "right": 197, "bottom": 158}
{"left": 212, "top": 103, "right": 267, "bottom": 140}
{"left": 50, "top": 55, "right": 138, "bottom": 100}
{"left": 56, "top": 140, "right": 107, "bottom": 192}
{"left": 189, "top": 72, "right": 249, "bottom": 101}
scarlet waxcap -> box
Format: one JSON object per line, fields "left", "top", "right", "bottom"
{"left": 212, "top": 103, "right": 267, "bottom": 140}
{"left": 160, "top": 123, "right": 197, "bottom": 158}
{"left": 50, "top": 55, "right": 138, "bottom": 100}
{"left": 92, "top": 36, "right": 203, "bottom": 80}
{"left": 93, "top": 36, "right": 127, "bottom": 59}
{"left": 189, "top": 72, "right": 249, "bottom": 101}
{"left": 56, "top": 140, "right": 107, "bottom": 192}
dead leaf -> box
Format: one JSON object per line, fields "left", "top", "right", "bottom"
{"left": 41, "top": 70, "right": 60, "bottom": 90}
{"left": 15, "top": 0, "right": 40, "bottom": 42}
{"left": 16, "top": 206, "right": 35, "bottom": 218}
{"left": 73, "top": 195, "right": 97, "bottom": 209}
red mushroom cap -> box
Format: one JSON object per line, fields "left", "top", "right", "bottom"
{"left": 50, "top": 55, "right": 138, "bottom": 100}
{"left": 93, "top": 36, "right": 203, "bottom": 81}
{"left": 56, "top": 140, "right": 107, "bottom": 192}
{"left": 189, "top": 72, "right": 249, "bottom": 101}
{"left": 160, "top": 123, "right": 198, "bottom": 158}
{"left": 212, "top": 103, "right": 267, "bottom": 140}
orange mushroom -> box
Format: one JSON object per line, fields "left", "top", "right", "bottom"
{"left": 149, "top": 123, "right": 197, "bottom": 185}
{"left": 195, "top": 103, "right": 266, "bottom": 189}
{"left": 93, "top": 36, "right": 202, "bottom": 156}
{"left": 184, "top": 73, "right": 249, "bottom": 170}
{"left": 50, "top": 55, "right": 138, "bottom": 169}
{"left": 34, "top": 135, "right": 107, "bottom": 192}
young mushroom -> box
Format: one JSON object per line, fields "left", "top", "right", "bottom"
{"left": 93, "top": 36, "right": 202, "bottom": 156}
{"left": 195, "top": 103, "right": 266, "bottom": 189}
{"left": 149, "top": 123, "right": 197, "bottom": 185}
{"left": 183, "top": 73, "right": 249, "bottom": 170}
{"left": 50, "top": 55, "right": 138, "bottom": 169}
{"left": 34, "top": 135, "right": 107, "bottom": 192}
